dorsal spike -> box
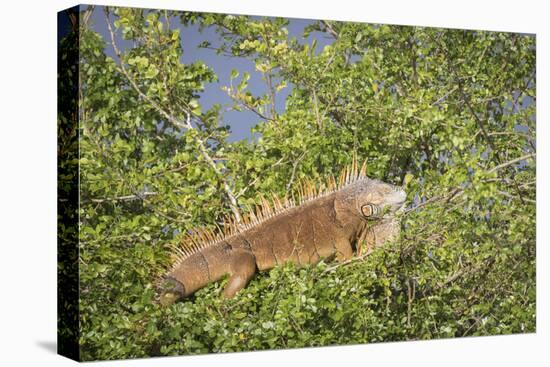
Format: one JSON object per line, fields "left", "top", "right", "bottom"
{"left": 223, "top": 216, "right": 230, "bottom": 234}
{"left": 267, "top": 198, "right": 273, "bottom": 214}
{"left": 231, "top": 216, "right": 238, "bottom": 233}
{"left": 359, "top": 158, "right": 367, "bottom": 177}
{"left": 196, "top": 228, "right": 206, "bottom": 244}
{"left": 249, "top": 206, "right": 258, "bottom": 222}
{"left": 228, "top": 218, "right": 235, "bottom": 235}
{"left": 271, "top": 192, "right": 281, "bottom": 210}
{"left": 188, "top": 233, "right": 200, "bottom": 251}
{"left": 214, "top": 222, "right": 224, "bottom": 237}
{"left": 352, "top": 153, "right": 357, "bottom": 181}
{"left": 206, "top": 228, "right": 215, "bottom": 243}
{"left": 262, "top": 195, "right": 272, "bottom": 215}
{"left": 169, "top": 243, "right": 185, "bottom": 258}
{"left": 271, "top": 193, "right": 278, "bottom": 209}
{"left": 318, "top": 182, "right": 326, "bottom": 195}
{"left": 328, "top": 175, "right": 335, "bottom": 190}
{"left": 344, "top": 167, "right": 348, "bottom": 185}
{"left": 224, "top": 218, "right": 231, "bottom": 232}
{"left": 343, "top": 166, "right": 348, "bottom": 185}
{"left": 195, "top": 231, "right": 205, "bottom": 247}
{"left": 204, "top": 228, "right": 212, "bottom": 243}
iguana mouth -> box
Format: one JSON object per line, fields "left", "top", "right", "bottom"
{"left": 386, "top": 188, "right": 407, "bottom": 211}
{"left": 378, "top": 188, "right": 407, "bottom": 219}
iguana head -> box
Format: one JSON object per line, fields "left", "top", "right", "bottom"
{"left": 356, "top": 178, "right": 407, "bottom": 219}
{"left": 159, "top": 277, "right": 185, "bottom": 306}
{"left": 336, "top": 178, "right": 407, "bottom": 221}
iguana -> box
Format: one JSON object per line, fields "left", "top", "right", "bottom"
{"left": 159, "top": 158, "right": 406, "bottom": 305}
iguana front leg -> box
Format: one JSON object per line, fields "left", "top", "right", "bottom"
{"left": 334, "top": 238, "right": 353, "bottom": 262}
{"left": 223, "top": 249, "right": 257, "bottom": 298}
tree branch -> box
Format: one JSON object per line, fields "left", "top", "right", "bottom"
{"left": 227, "top": 92, "right": 274, "bottom": 121}
{"left": 322, "top": 248, "right": 374, "bottom": 273}
{"left": 312, "top": 88, "right": 322, "bottom": 130}
{"left": 320, "top": 20, "right": 339, "bottom": 39}
{"left": 286, "top": 152, "right": 306, "bottom": 194}
{"left": 487, "top": 153, "right": 536, "bottom": 174}
{"left": 84, "top": 192, "right": 157, "bottom": 204}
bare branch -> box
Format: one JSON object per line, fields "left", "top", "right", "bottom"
{"left": 227, "top": 92, "right": 274, "bottom": 121}
{"left": 497, "top": 189, "right": 535, "bottom": 204}
{"left": 320, "top": 20, "right": 339, "bottom": 39}
{"left": 84, "top": 192, "right": 157, "bottom": 204}
{"left": 487, "top": 153, "right": 536, "bottom": 174}
{"left": 322, "top": 248, "right": 374, "bottom": 273}
{"left": 403, "top": 188, "right": 463, "bottom": 215}
{"left": 407, "top": 278, "right": 416, "bottom": 328}
{"left": 487, "top": 131, "right": 534, "bottom": 139}
{"left": 434, "top": 259, "right": 493, "bottom": 293}
{"left": 431, "top": 86, "right": 458, "bottom": 106}
{"left": 312, "top": 89, "right": 322, "bottom": 130}
{"left": 286, "top": 153, "right": 306, "bottom": 194}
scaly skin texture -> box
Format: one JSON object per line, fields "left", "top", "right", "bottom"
{"left": 160, "top": 173, "right": 406, "bottom": 304}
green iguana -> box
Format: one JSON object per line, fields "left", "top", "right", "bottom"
{"left": 159, "top": 158, "right": 406, "bottom": 305}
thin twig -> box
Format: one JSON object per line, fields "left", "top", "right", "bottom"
{"left": 431, "top": 86, "right": 458, "bottom": 106}
{"left": 407, "top": 278, "right": 415, "bottom": 328}
{"left": 320, "top": 20, "right": 339, "bottom": 39}
{"left": 497, "top": 189, "right": 535, "bottom": 203}
{"left": 402, "top": 188, "right": 465, "bottom": 217}
{"left": 286, "top": 153, "right": 306, "bottom": 194}
{"left": 312, "top": 88, "right": 322, "bottom": 130}
{"left": 487, "top": 153, "right": 535, "bottom": 174}
{"left": 227, "top": 93, "right": 274, "bottom": 121}
{"left": 322, "top": 248, "right": 374, "bottom": 273}
{"left": 84, "top": 191, "right": 157, "bottom": 204}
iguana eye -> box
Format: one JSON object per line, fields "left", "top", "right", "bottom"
{"left": 361, "top": 204, "right": 380, "bottom": 218}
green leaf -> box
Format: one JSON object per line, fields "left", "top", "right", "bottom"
{"left": 189, "top": 99, "right": 201, "bottom": 115}
{"left": 171, "top": 29, "right": 180, "bottom": 41}
{"left": 144, "top": 65, "right": 159, "bottom": 79}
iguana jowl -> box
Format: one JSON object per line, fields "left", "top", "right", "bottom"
{"left": 160, "top": 159, "right": 406, "bottom": 305}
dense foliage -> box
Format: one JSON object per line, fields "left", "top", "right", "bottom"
{"left": 62, "top": 6, "right": 535, "bottom": 360}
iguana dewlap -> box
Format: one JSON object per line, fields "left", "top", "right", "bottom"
{"left": 160, "top": 160, "right": 406, "bottom": 305}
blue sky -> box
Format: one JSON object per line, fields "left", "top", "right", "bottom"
{"left": 89, "top": 5, "right": 334, "bottom": 142}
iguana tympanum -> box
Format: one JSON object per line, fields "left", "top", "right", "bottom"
{"left": 159, "top": 158, "right": 406, "bottom": 305}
